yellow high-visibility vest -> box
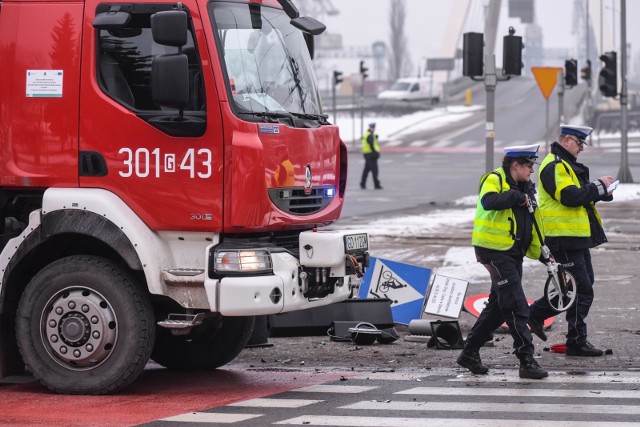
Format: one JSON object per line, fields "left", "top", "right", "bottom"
{"left": 472, "top": 168, "right": 542, "bottom": 260}
{"left": 361, "top": 131, "right": 380, "bottom": 154}
{"left": 538, "top": 153, "right": 603, "bottom": 237}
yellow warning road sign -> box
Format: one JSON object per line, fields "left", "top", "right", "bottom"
{"left": 531, "top": 67, "right": 563, "bottom": 100}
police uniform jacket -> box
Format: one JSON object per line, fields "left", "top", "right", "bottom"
{"left": 361, "top": 131, "right": 380, "bottom": 156}
{"left": 473, "top": 167, "right": 542, "bottom": 262}
{"left": 538, "top": 142, "right": 611, "bottom": 252}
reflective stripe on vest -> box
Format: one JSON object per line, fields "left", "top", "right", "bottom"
{"left": 538, "top": 153, "right": 602, "bottom": 237}
{"left": 361, "top": 131, "right": 380, "bottom": 154}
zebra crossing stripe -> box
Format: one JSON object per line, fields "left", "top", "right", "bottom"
{"left": 351, "top": 372, "right": 431, "bottom": 380}
{"left": 396, "top": 386, "right": 640, "bottom": 398}
{"left": 449, "top": 372, "right": 640, "bottom": 383}
{"left": 408, "top": 140, "right": 428, "bottom": 147}
{"left": 384, "top": 140, "right": 403, "bottom": 147}
{"left": 293, "top": 385, "right": 378, "bottom": 393}
{"left": 275, "top": 416, "right": 640, "bottom": 426}
{"left": 228, "top": 398, "right": 322, "bottom": 408}
{"left": 161, "top": 412, "right": 263, "bottom": 423}
{"left": 340, "top": 400, "right": 640, "bottom": 415}
{"left": 431, "top": 139, "right": 453, "bottom": 147}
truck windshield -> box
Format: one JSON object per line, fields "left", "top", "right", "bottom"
{"left": 209, "top": 2, "right": 323, "bottom": 118}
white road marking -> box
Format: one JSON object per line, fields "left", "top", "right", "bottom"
{"left": 228, "top": 398, "right": 322, "bottom": 408}
{"left": 449, "top": 372, "right": 640, "bottom": 384}
{"left": 161, "top": 412, "right": 263, "bottom": 423}
{"left": 340, "top": 400, "right": 640, "bottom": 415}
{"left": 396, "top": 386, "right": 640, "bottom": 398}
{"left": 384, "top": 139, "right": 403, "bottom": 147}
{"left": 431, "top": 139, "right": 454, "bottom": 147}
{"left": 293, "top": 384, "right": 379, "bottom": 393}
{"left": 275, "top": 416, "right": 639, "bottom": 426}
{"left": 350, "top": 372, "right": 431, "bottom": 380}
{"left": 408, "top": 140, "right": 428, "bottom": 147}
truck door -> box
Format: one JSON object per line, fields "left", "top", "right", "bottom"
{"left": 79, "top": 2, "right": 224, "bottom": 232}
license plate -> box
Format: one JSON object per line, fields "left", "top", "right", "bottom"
{"left": 344, "top": 233, "right": 368, "bottom": 253}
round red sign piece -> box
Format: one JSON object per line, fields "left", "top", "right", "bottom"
{"left": 463, "top": 293, "right": 554, "bottom": 328}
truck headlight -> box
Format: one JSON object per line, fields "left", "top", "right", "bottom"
{"left": 213, "top": 249, "right": 272, "bottom": 274}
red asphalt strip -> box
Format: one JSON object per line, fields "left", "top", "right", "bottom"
{"left": 0, "top": 367, "right": 353, "bottom": 426}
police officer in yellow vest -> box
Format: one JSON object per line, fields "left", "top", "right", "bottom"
{"left": 457, "top": 144, "right": 548, "bottom": 379}
{"left": 360, "top": 122, "right": 382, "bottom": 189}
{"left": 528, "top": 124, "right": 615, "bottom": 357}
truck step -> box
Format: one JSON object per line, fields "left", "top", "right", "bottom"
{"left": 165, "top": 268, "right": 205, "bottom": 277}
{"left": 157, "top": 313, "right": 205, "bottom": 335}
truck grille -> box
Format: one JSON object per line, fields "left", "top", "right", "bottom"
{"left": 268, "top": 186, "right": 334, "bottom": 215}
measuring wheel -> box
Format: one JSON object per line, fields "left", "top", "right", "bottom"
{"left": 544, "top": 268, "right": 577, "bottom": 313}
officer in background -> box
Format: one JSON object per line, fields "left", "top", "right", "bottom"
{"left": 528, "top": 124, "right": 615, "bottom": 357}
{"left": 457, "top": 144, "right": 548, "bottom": 379}
{"left": 360, "top": 122, "right": 382, "bottom": 190}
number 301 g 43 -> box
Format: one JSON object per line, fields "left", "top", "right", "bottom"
{"left": 119, "top": 148, "right": 212, "bottom": 179}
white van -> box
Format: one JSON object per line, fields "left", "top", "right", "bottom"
{"left": 377, "top": 77, "right": 440, "bottom": 103}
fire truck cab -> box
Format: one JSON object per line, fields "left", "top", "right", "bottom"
{"left": 0, "top": 0, "right": 368, "bottom": 394}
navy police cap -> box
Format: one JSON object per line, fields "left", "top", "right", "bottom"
{"left": 503, "top": 143, "right": 540, "bottom": 162}
{"left": 560, "top": 123, "right": 593, "bottom": 142}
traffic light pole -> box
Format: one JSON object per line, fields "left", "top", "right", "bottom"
{"left": 617, "top": 0, "right": 633, "bottom": 182}
{"left": 332, "top": 81, "right": 337, "bottom": 124}
{"left": 331, "top": 70, "right": 343, "bottom": 125}
{"left": 360, "top": 81, "right": 364, "bottom": 140}
{"left": 475, "top": 54, "right": 510, "bottom": 172}
{"left": 558, "top": 70, "right": 565, "bottom": 125}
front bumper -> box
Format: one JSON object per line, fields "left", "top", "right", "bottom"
{"left": 203, "top": 230, "right": 369, "bottom": 316}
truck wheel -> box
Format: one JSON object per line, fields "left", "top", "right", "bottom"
{"left": 151, "top": 315, "right": 254, "bottom": 370}
{"left": 15, "top": 256, "right": 154, "bottom": 395}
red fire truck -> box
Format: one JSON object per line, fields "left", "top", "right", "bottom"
{"left": 0, "top": 0, "right": 368, "bottom": 394}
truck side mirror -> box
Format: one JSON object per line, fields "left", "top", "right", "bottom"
{"left": 152, "top": 55, "right": 189, "bottom": 109}
{"left": 291, "top": 16, "right": 325, "bottom": 60}
{"left": 303, "top": 33, "right": 314, "bottom": 60}
{"left": 290, "top": 16, "right": 326, "bottom": 36}
{"left": 151, "top": 10, "right": 188, "bottom": 47}
{"left": 150, "top": 10, "right": 189, "bottom": 112}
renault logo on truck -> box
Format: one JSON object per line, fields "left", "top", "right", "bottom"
{"left": 304, "top": 164, "right": 312, "bottom": 194}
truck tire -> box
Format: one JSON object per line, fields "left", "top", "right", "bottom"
{"left": 151, "top": 315, "right": 255, "bottom": 370}
{"left": 15, "top": 256, "right": 154, "bottom": 395}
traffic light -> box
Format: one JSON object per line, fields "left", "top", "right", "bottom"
{"left": 580, "top": 59, "right": 592, "bottom": 82}
{"left": 359, "top": 60, "right": 368, "bottom": 80}
{"left": 598, "top": 51, "right": 617, "bottom": 97}
{"left": 502, "top": 27, "right": 523, "bottom": 76}
{"left": 564, "top": 59, "right": 577, "bottom": 87}
{"left": 333, "top": 70, "right": 343, "bottom": 86}
{"left": 463, "top": 32, "right": 484, "bottom": 77}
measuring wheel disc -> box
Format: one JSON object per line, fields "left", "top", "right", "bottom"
{"left": 544, "top": 270, "right": 577, "bottom": 313}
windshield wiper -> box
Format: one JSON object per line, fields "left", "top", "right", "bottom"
{"left": 238, "top": 111, "right": 293, "bottom": 123}
{"left": 290, "top": 112, "right": 329, "bottom": 124}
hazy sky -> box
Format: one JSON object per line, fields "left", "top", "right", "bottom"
{"left": 319, "top": 0, "right": 639, "bottom": 76}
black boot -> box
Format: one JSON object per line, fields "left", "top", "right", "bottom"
{"left": 457, "top": 345, "right": 489, "bottom": 375}
{"left": 528, "top": 317, "right": 547, "bottom": 341}
{"left": 566, "top": 341, "right": 604, "bottom": 357}
{"left": 519, "top": 354, "right": 548, "bottom": 379}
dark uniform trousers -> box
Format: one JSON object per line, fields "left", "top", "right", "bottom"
{"left": 529, "top": 248, "right": 594, "bottom": 345}
{"left": 360, "top": 153, "right": 380, "bottom": 188}
{"left": 465, "top": 256, "right": 535, "bottom": 356}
